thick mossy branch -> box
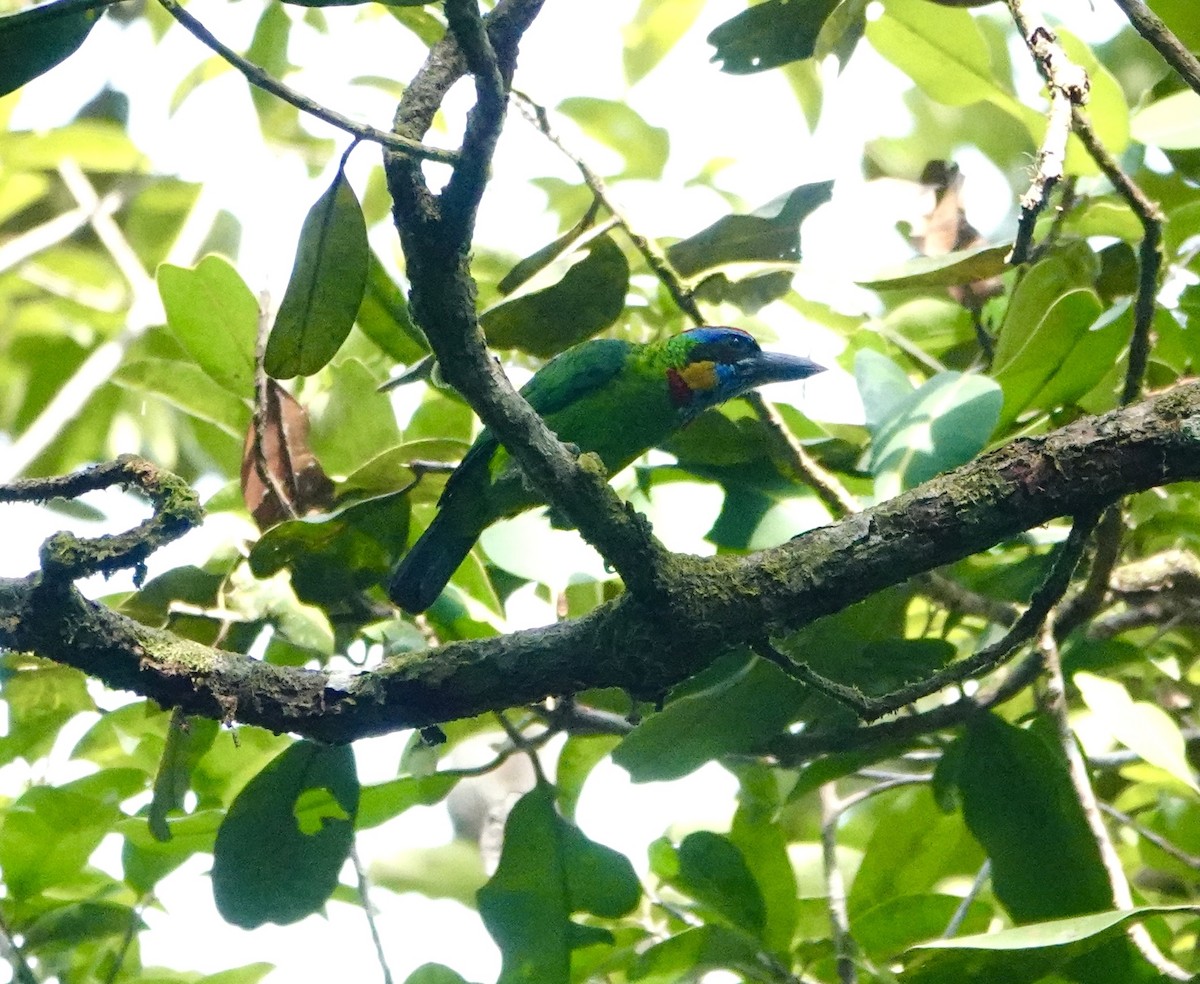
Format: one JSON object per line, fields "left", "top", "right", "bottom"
{"left": 3, "top": 384, "right": 1199, "bottom": 743}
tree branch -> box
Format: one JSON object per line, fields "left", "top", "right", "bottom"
{"left": 3, "top": 384, "right": 1200, "bottom": 744}
{"left": 1109, "top": 0, "right": 1200, "bottom": 96}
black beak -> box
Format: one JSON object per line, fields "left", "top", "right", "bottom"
{"left": 741, "top": 351, "right": 826, "bottom": 387}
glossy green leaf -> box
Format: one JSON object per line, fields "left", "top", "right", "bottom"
{"left": 667, "top": 182, "right": 832, "bottom": 278}
{"left": 158, "top": 255, "right": 259, "bottom": 398}
{"left": 556, "top": 98, "right": 669, "bottom": 180}
{"left": 866, "top": 370, "right": 1002, "bottom": 498}
{"left": 212, "top": 741, "right": 359, "bottom": 928}
{"left": 0, "top": 0, "right": 100, "bottom": 98}
{"left": 477, "top": 783, "right": 640, "bottom": 984}
{"left": 266, "top": 169, "right": 369, "bottom": 378}
{"left": 956, "top": 713, "right": 1112, "bottom": 923}
{"left": 481, "top": 232, "right": 629, "bottom": 357}
{"left": 1075, "top": 672, "right": 1200, "bottom": 793}
{"left": 707, "top": 0, "right": 841, "bottom": 74}
{"left": 856, "top": 243, "right": 1011, "bottom": 290}
{"left": 854, "top": 349, "right": 915, "bottom": 432}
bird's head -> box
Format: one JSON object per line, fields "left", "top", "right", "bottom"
{"left": 665, "top": 326, "right": 825, "bottom": 419}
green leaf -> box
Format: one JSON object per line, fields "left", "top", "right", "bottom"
{"left": 856, "top": 243, "right": 1011, "bottom": 290}
{"left": 113, "top": 358, "right": 251, "bottom": 437}
{"left": 403, "top": 966, "right": 471, "bottom": 984}
{"left": 707, "top": 0, "right": 842, "bottom": 74}
{"left": 914, "top": 905, "right": 1199, "bottom": 952}
{"left": 1132, "top": 89, "right": 1200, "bottom": 150}
{"left": 212, "top": 741, "right": 359, "bottom": 928}
{"left": 994, "top": 289, "right": 1104, "bottom": 427}
{"left": 158, "top": 255, "right": 259, "bottom": 398}
{"left": 671, "top": 830, "right": 767, "bottom": 935}
{"left": 477, "top": 783, "right": 640, "bottom": 984}
{"left": 556, "top": 734, "right": 621, "bottom": 822}
{"left": 854, "top": 893, "right": 991, "bottom": 961}
{"left": 356, "top": 773, "right": 460, "bottom": 830}
{"left": 356, "top": 253, "right": 426, "bottom": 364}
{"left": 729, "top": 775, "right": 797, "bottom": 955}
{"left": 613, "top": 654, "right": 809, "bottom": 782}
{"left": 866, "top": 0, "right": 1030, "bottom": 131}
{"left": 623, "top": 0, "right": 705, "bottom": 85}
{"left": 956, "top": 713, "right": 1112, "bottom": 923}
{"left": 991, "top": 243, "right": 1099, "bottom": 371}
{"left": 248, "top": 491, "right": 410, "bottom": 605}
{"left": 266, "top": 169, "right": 369, "bottom": 378}
{"left": 667, "top": 182, "right": 832, "bottom": 278}
{"left": 1074, "top": 672, "right": 1200, "bottom": 794}
{"left": 481, "top": 232, "right": 629, "bottom": 357}
{"left": 21, "top": 900, "right": 138, "bottom": 951}
{"left": 630, "top": 925, "right": 774, "bottom": 981}
{"left": 556, "top": 98, "right": 669, "bottom": 180}
{"left": 0, "top": 0, "right": 100, "bottom": 98}
{"left": 308, "top": 356, "right": 403, "bottom": 477}
{"left": 148, "top": 716, "right": 219, "bottom": 841}
{"left": 866, "top": 371, "right": 1002, "bottom": 498}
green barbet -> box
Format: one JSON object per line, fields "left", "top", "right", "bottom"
{"left": 388, "top": 326, "right": 825, "bottom": 613}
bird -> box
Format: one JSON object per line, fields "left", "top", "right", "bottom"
{"left": 388, "top": 326, "right": 825, "bottom": 613}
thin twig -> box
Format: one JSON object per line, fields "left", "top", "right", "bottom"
{"left": 1098, "top": 802, "right": 1200, "bottom": 870}
{"left": 494, "top": 711, "right": 549, "bottom": 785}
{"left": 0, "top": 908, "right": 38, "bottom": 984}
{"left": 155, "top": 0, "right": 457, "bottom": 165}
{"left": 1108, "top": 0, "right": 1200, "bottom": 95}
{"left": 1038, "top": 623, "right": 1192, "bottom": 980}
{"left": 943, "top": 861, "right": 991, "bottom": 938}
{"left": 760, "top": 513, "right": 1099, "bottom": 723}
{"left": 819, "top": 783, "right": 859, "bottom": 984}
{"left": 1005, "top": 2, "right": 1090, "bottom": 264}
{"left": 510, "top": 89, "right": 705, "bottom": 325}
{"left": 350, "top": 844, "right": 394, "bottom": 984}
{"left": 1068, "top": 109, "right": 1164, "bottom": 405}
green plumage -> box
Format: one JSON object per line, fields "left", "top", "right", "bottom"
{"left": 388, "top": 328, "right": 824, "bottom": 613}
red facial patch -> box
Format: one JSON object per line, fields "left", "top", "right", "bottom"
{"left": 667, "top": 367, "right": 692, "bottom": 408}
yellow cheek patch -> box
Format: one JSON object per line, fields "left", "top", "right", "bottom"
{"left": 680, "top": 360, "right": 718, "bottom": 391}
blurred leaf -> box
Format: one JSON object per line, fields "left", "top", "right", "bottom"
{"left": 403, "top": 966, "right": 471, "bottom": 984}
{"left": 308, "top": 356, "right": 403, "bottom": 477}
{"left": 956, "top": 713, "right": 1112, "bottom": 923}
{"left": 623, "top": 0, "right": 705, "bottom": 84}
{"left": 667, "top": 182, "right": 832, "bottom": 278}
{"left": 481, "top": 232, "right": 629, "bottom": 357}
{"left": 356, "top": 773, "right": 460, "bottom": 830}
{"left": 707, "top": 0, "right": 841, "bottom": 74}
{"left": 1133, "top": 89, "right": 1200, "bottom": 150}
{"left": 866, "top": 0, "right": 1023, "bottom": 119}
{"left": 158, "top": 255, "right": 259, "bottom": 398}
{"left": 1075, "top": 672, "right": 1200, "bottom": 794}
{"left": 212, "top": 741, "right": 359, "bottom": 928}
{"left": 0, "top": 0, "right": 100, "bottom": 98}
{"left": 556, "top": 734, "right": 621, "bottom": 822}
{"left": 630, "top": 925, "right": 773, "bottom": 981}
{"left": 266, "top": 169, "right": 369, "bottom": 378}
{"left": 148, "top": 716, "right": 219, "bottom": 842}
{"left": 557, "top": 98, "right": 669, "bottom": 180}
{"left": 669, "top": 830, "right": 767, "bottom": 935}
{"left": 1, "top": 120, "right": 144, "bottom": 172}
{"left": 857, "top": 243, "right": 1010, "bottom": 290}
{"left": 356, "top": 253, "right": 426, "bottom": 364}
{"left": 113, "top": 358, "right": 250, "bottom": 437}
{"left": 854, "top": 893, "right": 991, "bottom": 961}
{"left": 478, "top": 783, "right": 641, "bottom": 984}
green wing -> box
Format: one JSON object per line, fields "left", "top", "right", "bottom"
{"left": 438, "top": 339, "right": 634, "bottom": 505}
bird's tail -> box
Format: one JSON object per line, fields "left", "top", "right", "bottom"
{"left": 388, "top": 513, "right": 479, "bottom": 614}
